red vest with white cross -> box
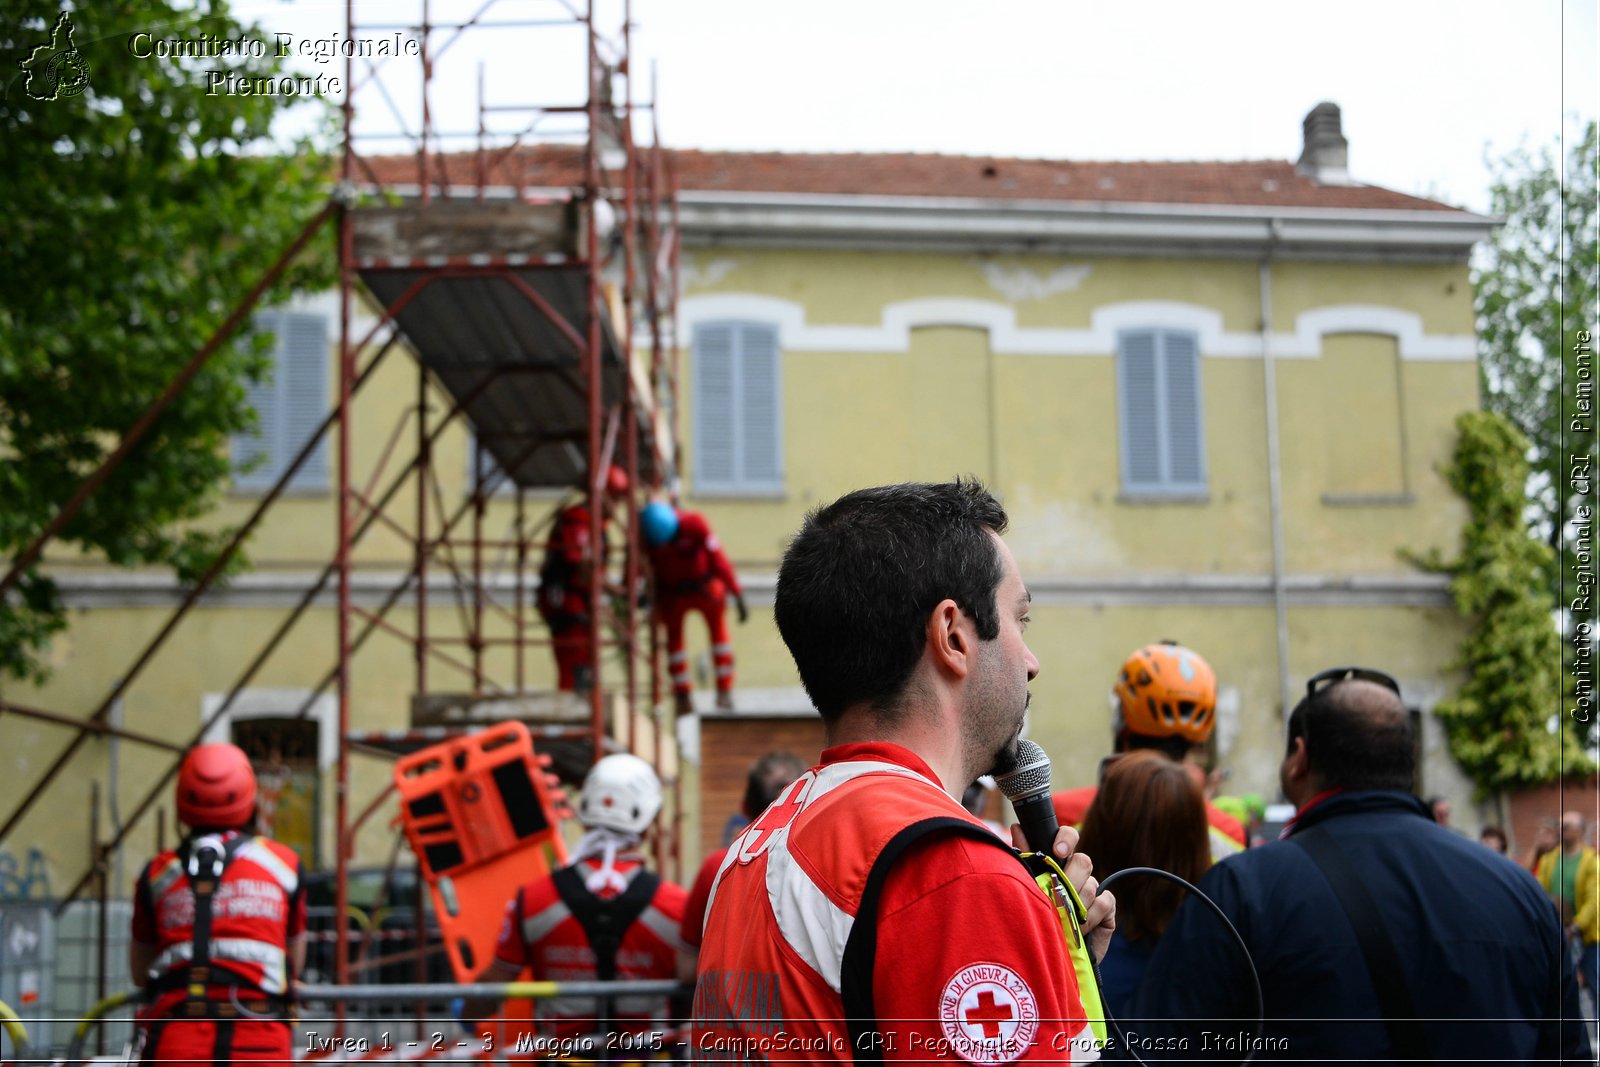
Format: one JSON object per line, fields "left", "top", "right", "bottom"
{"left": 691, "top": 744, "right": 1100, "bottom": 1064}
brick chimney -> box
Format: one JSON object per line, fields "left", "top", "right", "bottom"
{"left": 1296, "top": 101, "right": 1351, "bottom": 185}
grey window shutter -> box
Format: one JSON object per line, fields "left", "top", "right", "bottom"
{"left": 1162, "top": 331, "right": 1205, "bottom": 487}
{"left": 1118, "top": 329, "right": 1205, "bottom": 494}
{"left": 738, "top": 324, "right": 782, "bottom": 488}
{"left": 694, "top": 323, "right": 737, "bottom": 488}
{"left": 281, "top": 312, "right": 329, "bottom": 490}
{"left": 232, "top": 312, "right": 281, "bottom": 491}
{"left": 231, "top": 311, "right": 328, "bottom": 492}
{"left": 1118, "top": 331, "right": 1162, "bottom": 488}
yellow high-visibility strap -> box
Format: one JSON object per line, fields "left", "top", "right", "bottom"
{"left": 1023, "top": 851, "right": 1108, "bottom": 1045}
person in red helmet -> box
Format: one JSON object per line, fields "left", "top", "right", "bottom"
{"left": 639, "top": 501, "right": 747, "bottom": 715}
{"left": 1052, "top": 640, "right": 1247, "bottom": 861}
{"left": 129, "top": 742, "right": 305, "bottom": 1065}
{"left": 538, "top": 465, "right": 632, "bottom": 695}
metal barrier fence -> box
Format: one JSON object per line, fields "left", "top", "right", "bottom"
{"left": 0, "top": 996, "right": 31, "bottom": 1063}
{"left": 45, "top": 979, "right": 690, "bottom": 1065}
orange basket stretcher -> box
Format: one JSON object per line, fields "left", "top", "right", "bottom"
{"left": 394, "top": 722, "right": 568, "bottom": 984}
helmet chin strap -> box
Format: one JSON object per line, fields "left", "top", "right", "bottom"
{"left": 570, "top": 826, "right": 644, "bottom": 894}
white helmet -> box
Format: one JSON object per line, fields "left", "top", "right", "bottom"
{"left": 578, "top": 753, "right": 662, "bottom": 835}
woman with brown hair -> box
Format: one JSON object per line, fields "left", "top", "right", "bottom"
{"left": 1078, "top": 749, "right": 1212, "bottom": 1018}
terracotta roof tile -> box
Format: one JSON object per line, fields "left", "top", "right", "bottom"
{"left": 358, "top": 145, "right": 1463, "bottom": 213}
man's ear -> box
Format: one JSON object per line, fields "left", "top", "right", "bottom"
{"left": 1283, "top": 736, "right": 1310, "bottom": 784}
{"left": 927, "top": 598, "right": 972, "bottom": 679}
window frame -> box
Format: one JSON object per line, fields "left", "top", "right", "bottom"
{"left": 1115, "top": 327, "right": 1208, "bottom": 499}
{"left": 691, "top": 319, "right": 785, "bottom": 498}
{"left": 230, "top": 309, "right": 330, "bottom": 495}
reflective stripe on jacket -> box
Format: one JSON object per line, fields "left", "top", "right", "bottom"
{"left": 694, "top": 744, "right": 1100, "bottom": 1063}
{"left": 135, "top": 832, "right": 301, "bottom": 996}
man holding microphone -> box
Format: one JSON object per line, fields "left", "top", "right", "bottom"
{"left": 691, "top": 479, "right": 1113, "bottom": 1064}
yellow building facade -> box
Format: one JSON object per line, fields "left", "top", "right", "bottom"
{"left": 673, "top": 251, "right": 1484, "bottom": 809}
{"left": 2, "top": 110, "right": 1496, "bottom": 909}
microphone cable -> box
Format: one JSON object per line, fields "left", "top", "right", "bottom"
{"left": 991, "top": 740, "right": 1264, "bottom": 1063}
{"left": 1093, "top": 865, "right": 1265, "bottom": 1066}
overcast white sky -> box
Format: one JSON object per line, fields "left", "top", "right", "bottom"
{"left": 238, "top": 0, "right": 1597, "bottom": 214}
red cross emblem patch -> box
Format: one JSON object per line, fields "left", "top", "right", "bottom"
{"left": 938, "top": 962, "right": 1039, "bottom": 1064}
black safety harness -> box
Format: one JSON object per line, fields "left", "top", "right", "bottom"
{"left": 551, "top": 864, "right": 661, "bottom": 981}
{"left": 551, "top": 864, "right": 681, "bottom": 1038}
{"left": 140, "top": 833, "right": 295, "bottom": 1063}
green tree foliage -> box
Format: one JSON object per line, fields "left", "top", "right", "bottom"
{"left": 0, "top": 1, "right": 334, "bottom": 682}
{"left": 1474, "top": 121, "right": 1598, "bottom": 596}
{"left": 1427, "top": 412, "right": 1591, "bottom": 791}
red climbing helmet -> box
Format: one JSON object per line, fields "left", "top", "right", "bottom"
{"left": 605, "top": 465, "right": 630, "bottom": 496}
{"left": 176, "top": 743, "right": 257, "bottom": 829}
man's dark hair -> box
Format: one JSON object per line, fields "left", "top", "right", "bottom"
{"left": 1286, "top": 680, "right": 1414, "bottom": 792}
{"left": 774, "top": 478, "right": 1007, "bottom": 722}
{"left": 742, "top": 751, "right": 807, "bottom": 818}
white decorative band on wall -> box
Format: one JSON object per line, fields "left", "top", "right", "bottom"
{"left": 287, "top": 289, "right": 380, "bottom": 346}
{"left": 675, "top": 295, "right": 1476, "bottom": 362}
{"left": 50, "top": 570, "right": 536, "bottom": 610}
{"left": 731, "top": 571, "right": 1453, "bottom": 610}
{"left": 52, "top": 569, "right": 1452, "bottom": 610}
{"left": 201, "top": 688, "right": 339, "bottom": 772}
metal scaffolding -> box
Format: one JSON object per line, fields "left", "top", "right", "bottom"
{"left": 0, "top": 0, "right": 683, "bottom": 1022}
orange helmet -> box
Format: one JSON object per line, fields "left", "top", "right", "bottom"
{"left": 604, "top": 465, "right": 630, "bottom": 496}
{"left": 176, "top": 743, "right": 257, "bottom": 829}
{"left": 1113, "top": 641, "right": 1217, "bottom": 743}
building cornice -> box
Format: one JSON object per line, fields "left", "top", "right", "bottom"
{"left": 674, "top": 191, "right": 1497, "bottom": 262}
{"left": 356, "top": 182, "right": 1495, "bottom": 262}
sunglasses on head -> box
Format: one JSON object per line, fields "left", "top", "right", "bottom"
{"left": 1304, "top": 666, "right": 1401, "bottom": 699}
{"left": 1298, "top": 667, "right": 1401, "bottom": 753}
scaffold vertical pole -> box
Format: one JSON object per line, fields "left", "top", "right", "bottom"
{"left": 333, "top": 0, "right": 357, "bottom": 1027}
{"left": 91, "top": 781, "right": 107, "bottom": 1056}
{"left": 417, "top": 362, "right": 430, "bottom": 699}
{"left": 584, "top": 0, "right": 607, "bottom": 766}
{"left": 420, "top": 0, "right": 433, "bottom": 206}
{"left": 472, "top": 440, "right": 486, "bottom": 692}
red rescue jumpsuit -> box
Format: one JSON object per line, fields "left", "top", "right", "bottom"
{"left": 494, "top": 855, "right": 687, "bottom": 1040}
{"left": 643, "top": 510, "right": 742, "bottom": 705}
{"left": 131, "top": 831, "right": 304, "bottom": 1065}
{"left": 538, "top": 504, "right": 606, "bottom": 691}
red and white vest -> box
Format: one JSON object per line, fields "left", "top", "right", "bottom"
{"left": 693, "top": 746, "right": 1099, "bottom": 1064}
{"left": 134, "top": 831, "right": 302, "bottom": 996}
{"left": 495, "top": 858, "right": 687, "bottom": 1035}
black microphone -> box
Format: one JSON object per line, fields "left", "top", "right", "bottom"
{"left": 991, "top": 737, "right": 1059, "bottom": 854}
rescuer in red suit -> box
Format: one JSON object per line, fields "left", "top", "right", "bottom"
{"left": 639, "top": 501, "right": 747, "bottom": 715}
{"left": 129, "top": 743, "right": 305, "bottom": 1065}
{"left": 466, "top": 753, "right": 687, "bottom": 1042}
{"left": 537, "top": 465, "right": 631, "bottom": 694}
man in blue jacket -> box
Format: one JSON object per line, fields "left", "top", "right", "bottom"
{"left": 1126, "top": 666, "right": 1589, "bottom": 1064}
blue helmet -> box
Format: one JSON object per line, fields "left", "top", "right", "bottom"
{"left": 640, "top": 501, "right": 680, "bottom": 546}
